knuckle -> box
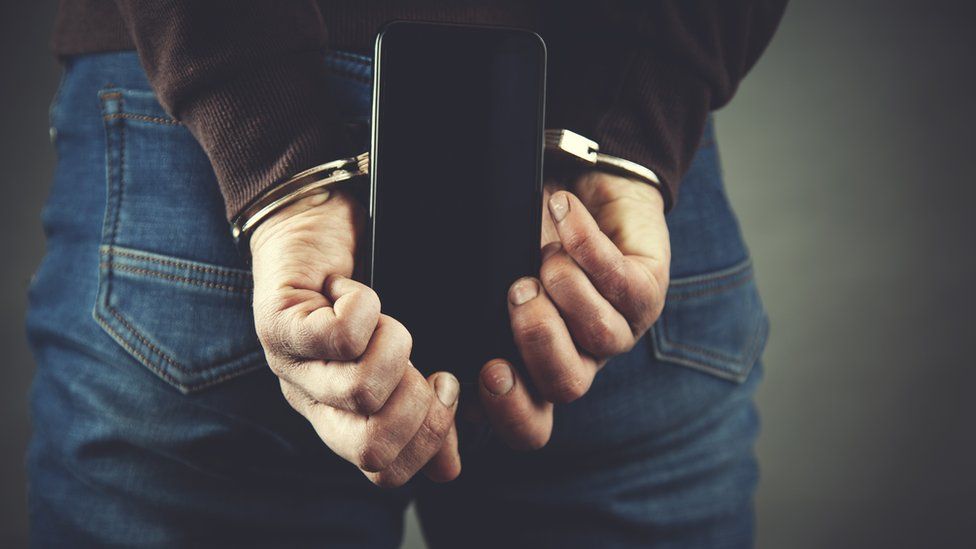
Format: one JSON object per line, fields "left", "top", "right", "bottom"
{"left": 562, "top": 231, "right": 589, "bottom": 257}
{"left": 404, "top": 374, "right": 434, "bottom": 412}
{"left": 584, "top": 316, "right": 627, "bottom": 356}
{"left": 254, "top": 305, "right": 285, "bottom": 351}
{"left": 265, "top": 354, "right": 290, "bottom": 378}
{"left": 330, "top": 319, "right": 369, "bottom": 360}
{"left": 356, "top": 437, "right": 396, "bottom": 473}
{"left": 594, "top": 259, "right": 629, "bottom": 302}
{"left": 370, "top": 470, "right": 408, "bottom": 489}
{"left": 384, "top": 316, "right": 414, "bottom": 360}
{"left": 278, "top": 380, "right": 305, "bottom": 412}
{"left": 419, "top": 409, "right": 452, "bottom": 445}
{"left": 267, "top": 358, "right": 308, "bottom": 388}
{"left": 540, "top": 261, "right": 575, "bottom": 294}
{"left": 252, "top": 293, "right": 281, "bottom": 325}
{"left": 357, "top": 283, "right": 381, "bottom": 306}
{"left": 514, "top": 318, "right": 554, "bottom": 347}
{"left": 543, "top": 373, "right": 590, "bottom": 404}
{"left": 348, "top": 379, "right": 385, "bottom": 415}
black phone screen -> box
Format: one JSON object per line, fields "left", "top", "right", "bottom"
{"left": 369, "top": 22, "right": 545, "bottom": 382}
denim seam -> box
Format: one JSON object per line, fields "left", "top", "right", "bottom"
{"left": 100, "top": 263, "right": 253, "bottom": 294}
{"left": 103, "top": 112, "right": 181, "bottom": 126}
{"left": 651, "top": 258, "right": 765, "bottom": 382}
{"left": 666, "top": 273, "right": 752, "bottom": 301}
{"left": 105, "top": 308, "right": 179, "bottom": 369}
{"left": 48, "top": 65, "right": 69, "bottom": 133}
{"left": 93, "top": 312, "right": 264, "bottom": 392}
{"left": 101, "top": 92, "right": 125, "bottom": 247}
{"left": 110, "top": 305, "right": 263, "bottom": 376}
{"left": 653, "top": 316, "right": 765, "bottom": 383}
{"left": 104, "top": 246, "right": 252, "bottom": 283}
{"left": 100, "top": 296, "right": 265, "bottom": 382}
{"left": 668, "top": 259, "right": 752, "bottom": 288}
{"left": 660, "top": 308, "right": 755, "bottom": 364}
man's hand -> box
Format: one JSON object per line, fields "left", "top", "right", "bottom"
{"left": 478, "top": 172, "right": 671, "bottom": 450}
{"left": 250, "top": 190, "right": 461, "bottom": 487}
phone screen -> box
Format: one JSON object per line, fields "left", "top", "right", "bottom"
{"left": 369, "top": 22, "right": 546, "bottom": 382}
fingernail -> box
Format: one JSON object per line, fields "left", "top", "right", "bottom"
{"left": 435, "top": 374, "right": 460, "bottom": 407}
{"left": 509, "top": 278, "right": 539, "bottom": 306}
{"left": 483, "top": 361, "right": 514, "bottom": 396}
{"left": 549, "top": 192, "right": 569, "bottom": 222}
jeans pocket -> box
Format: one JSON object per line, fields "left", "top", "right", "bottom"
{"left": 94, "top": 88, "right": 264, "bottom": 393}
{"left": 651, "top": 259, "right": 769, "bottom": 383}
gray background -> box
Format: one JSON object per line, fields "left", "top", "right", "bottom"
{"left": 3, "top": 2, "right": 974, "bottom": 547}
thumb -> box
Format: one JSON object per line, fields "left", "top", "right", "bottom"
{"left": 422, "top": 372, "right": 462, "bottom": 483}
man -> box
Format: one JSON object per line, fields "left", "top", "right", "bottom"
{"left": 28, "top": 1, "right": 785, "bottom": 546}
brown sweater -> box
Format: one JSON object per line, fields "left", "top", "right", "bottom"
{"left": 53, "top": 1, "right": 787, "bottom": 220}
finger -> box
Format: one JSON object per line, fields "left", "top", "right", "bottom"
{"left": 279, "top": 378, "right": 368, "bottom": 465}
{"left": 539, "top": 244, "right": 634, "bottom": 358}
{"left": 423, "top": 375, "right": 463, "bottom": 483}
{"left": 257, "top": 274, "right": 381, "bottom": 362}
{"left": 286, "top": 365, "right": 431, "bottom": 473}
{"left": 479, "top": 359, "right": 553, "bottom": 451}
{"left": 369, "top": 372, "right": 460, "bottom": 487}
{"left": 548, "top": 191, "right": 662, "bottom": 330}
{"left": 268, "top": 314, "right": 412, "bottom": 415}
{"left": 508, "top": 277, "right": 598, "bottom": 404}
{"left": 572, "top": 173, "right": 669, "bottom": 262}
{"left": 358, "top": 366, "right": 435, "bottom": 473}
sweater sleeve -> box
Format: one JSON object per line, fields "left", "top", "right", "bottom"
{"left": 113, "top": 0, "right": 349, "bottom": 220}
{"left": 542, "top": 1, "right": 788, "bottom": 211}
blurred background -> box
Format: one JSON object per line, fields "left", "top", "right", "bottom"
{"left": 2, "top": 2, "right": 974, "bottom": 547}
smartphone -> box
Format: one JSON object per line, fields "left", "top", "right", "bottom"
{"left": 368, "top": 21, "right": 546, "bottom": 383}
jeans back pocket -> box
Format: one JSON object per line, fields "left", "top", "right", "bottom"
{"left": 651, "top": 260, "right": 769, "bottom": 383}
{"left": 94, "top": 88, "right": 264, "bottom": 393}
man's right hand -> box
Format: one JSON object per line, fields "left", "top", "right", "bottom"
{"left": 250, "top": 190, "right": 461, "bottom": 488}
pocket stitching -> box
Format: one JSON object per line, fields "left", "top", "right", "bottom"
{"left": 97, "top": 301, "right": 263, "bottom": 378}
{"left": 668, "top": 259, "right": 753, "bottom": 291}
{"left": 652, "top": 259, "right": 767, "bottom": 382}
{"left": 108, "top": 247, "right": 251, "bottom": 280}
{"left": 103, "top": 112, "right": 181, "bottom": 126}
{"left": 100, "top": 91, "right": 125, "bottom": 246}
{"left": 94, "top": 89, "right": 264, "bottom": 392}
{"left": 652, "top": 318, "right": 766, "bottom": 383}
{"left": 666, "top": 273, "right": 753, "bottom": 301}
{"left": 100, "top": 246, "right": 253, "bottom": 294}
{"left": 660, "top": 265, "right": 755, "bottom": 365}
{"left": 103, "top": 263, "right": 252, "bottom": 294}
{"left": 657, "top": 304, "right": 766, "bottom": 376}
{"left": 93, "top": 312, "right": 263, "bottom": 392}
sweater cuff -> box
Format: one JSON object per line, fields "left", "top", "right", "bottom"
{"left": 551, "top": 50, "right": 712, "bottom": 212}
{"left": 176, "top": 50, "right": 348, "bottom": 220}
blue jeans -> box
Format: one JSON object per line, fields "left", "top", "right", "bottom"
{"left": 27, "top": 51, "right": 768, "bottom": 548}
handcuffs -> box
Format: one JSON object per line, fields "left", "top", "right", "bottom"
{"left": 231, "top": 129, "right": 660, "bottom": 252}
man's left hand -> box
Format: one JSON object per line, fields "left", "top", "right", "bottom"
{"left": 477, "top": 172, "right": 671, "bottom": 450}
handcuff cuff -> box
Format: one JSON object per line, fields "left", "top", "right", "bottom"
{"left": 231, "top": 129, "right": 661, "bottom": 253}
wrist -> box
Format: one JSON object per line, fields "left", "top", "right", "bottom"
{"left": 249, "top": 191, "right": 336, "bottom": 257}
{"left": 232, "top": 153, "right": 369, "bottom": 254}
{"left": 574, "top": 170, "right": 666, "bottom": 213}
